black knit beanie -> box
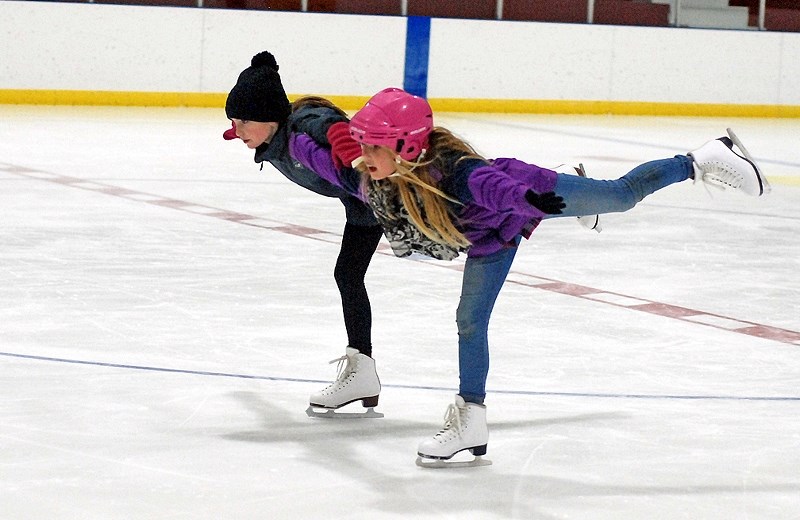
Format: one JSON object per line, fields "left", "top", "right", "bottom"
{"left": 225, "top": 51, "right": 291, "bottom": 123}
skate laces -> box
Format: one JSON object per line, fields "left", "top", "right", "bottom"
{"left": 700, "top": 162, "right": 743, "bottom": 189}
{"left": 695, "top": 138, "right": 745, "bottom": 191}
{"left": 435, "top": 403, "right": 463, "bottom": 440}
{"left": 327, "top": 353, "right": 355, "bottom": 384}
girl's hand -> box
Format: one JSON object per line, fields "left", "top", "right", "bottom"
{"left": 327, "top": 122, "right": 362, "bottom": 169}
{"left": 525, "top": 190, "right": 565, "bottom": 214}
{"left": 222, "top": 121, "right": 239, "bottom": 141}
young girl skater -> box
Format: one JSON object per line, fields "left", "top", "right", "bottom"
{"left": 290, "top": 87, "right": 769, "bottom": 466}
{"left": 224, "top": 51, "right": 383, "bottom": 417}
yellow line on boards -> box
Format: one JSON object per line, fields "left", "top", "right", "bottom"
{"left": 2, "top": 90, "right": 800, "bottom": 118}
{"left": 0, "top": 90, "right": 225, "bottom": 108}
{"left": 430, "top": 98, "right": 800, "bottom": 118}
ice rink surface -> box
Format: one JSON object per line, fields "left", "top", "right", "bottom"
{"left": 1, "top": 105, "right": 799, "bottom": 519}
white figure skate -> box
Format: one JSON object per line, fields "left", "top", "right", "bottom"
{"left": 416, "top": 395, "right": 491, "bottom": 468}
{"left": 688, "top": 128, "right": 770, "bottom": 196}
{"left": 306, "top": 347, "right": 383, "bottom": 419}
{"left": 573, "top": 163, "right": 602, "bottom": 233}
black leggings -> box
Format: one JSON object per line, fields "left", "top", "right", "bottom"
{"left": 334, "top": 223, "right": 383, "bottom": 357}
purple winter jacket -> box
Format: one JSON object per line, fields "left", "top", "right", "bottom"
{"left": 289, "top": 133, "right": 558, "bottom": 258}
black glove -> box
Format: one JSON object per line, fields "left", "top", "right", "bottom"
{"left": 525, "top": 190, "right": 565, "bottom": 215}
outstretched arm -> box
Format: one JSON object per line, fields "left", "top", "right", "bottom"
{"left": 288, "top": 106, "right": 362, "bottom": 169}
{"left": 288, "top": 133, "right": 364, "bottom": 199}
{"left": 465, "top": 160, "right": 564, "bottom": 217}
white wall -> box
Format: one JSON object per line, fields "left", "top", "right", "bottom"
{"left": 1, "top": 1, "right": 799, "bottom": 109}
{"left": 0, "top": 2, "right": 405, "bottom": 97}
{"left": 429, "top": 18, "right": 800, "bottom": 106}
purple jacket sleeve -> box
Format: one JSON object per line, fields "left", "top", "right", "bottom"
{"left": 466, "top": 158, "right": 558, "bottom": 220}
{"left": 288, "top": 133, "right": 365, "bottom": 201}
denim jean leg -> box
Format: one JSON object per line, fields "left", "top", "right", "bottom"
{"left": 548, "top": 156, "right": 693, "bottom": 218}
{"left": 456, "top": 240, "right": 520, "bottom": 404}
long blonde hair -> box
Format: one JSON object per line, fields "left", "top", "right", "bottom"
{"left": 358, "top": 127, "right": 484, "bottom": 249}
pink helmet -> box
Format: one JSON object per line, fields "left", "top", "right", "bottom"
{"left": 349, "top": 88, "right": 433, "bottom": 161}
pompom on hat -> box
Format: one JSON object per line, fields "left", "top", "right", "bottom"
{"left": 225, "top": 51, "right": 291, "bottom": 123}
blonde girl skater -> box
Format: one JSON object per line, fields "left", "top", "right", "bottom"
{"left": 290, "top": 88, "right": 768, "bottom": 466}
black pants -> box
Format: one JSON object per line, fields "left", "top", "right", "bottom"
{"left": 334, "top": 222, "right": 383, "bottom": 357}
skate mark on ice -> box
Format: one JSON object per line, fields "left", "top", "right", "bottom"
{"left": 4, "top": 162, "right": 799, "bottom": 346}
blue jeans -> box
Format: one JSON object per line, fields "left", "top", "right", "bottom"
{"left": 548, "top": 155, "right": 693, "bottom": 217}
{"left": 456, "top": 156, "right": 693, "bottom": 403}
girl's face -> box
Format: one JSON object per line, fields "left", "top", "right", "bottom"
{"left": 231, "top": 119, "right": 279, "bottom": 149}
{"left": 360, "top": 144, "right": 398, "bottom": 180}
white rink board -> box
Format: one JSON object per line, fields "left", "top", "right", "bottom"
{"left": 1, "top": 1, "right": 800, "bottom": 106}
